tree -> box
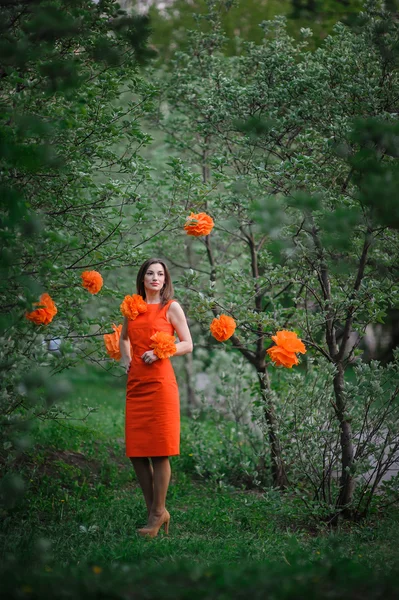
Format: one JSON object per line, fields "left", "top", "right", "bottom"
{"left": 0, "top": 0, "right": 163, "bottom": 499}
{"left": 149, "top": 0, "right": 399, "bottom": 516}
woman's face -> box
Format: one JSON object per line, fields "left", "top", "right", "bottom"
{"left": 143, "top": 263, "right": 165, "bottom": 295}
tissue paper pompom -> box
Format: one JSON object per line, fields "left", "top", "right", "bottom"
{"left": 209, "top": 314, "right": 236, "bottom": 342}
{"left": 271, "top": 330, "right": 306, "bottom": 354}
{"left": 25, "top": 293, "right": 57, "bottom": 326}
{"left": 267, "top": 345, "right": 299, "bottom": 368}
{"left": 104, "top": 323, "right": 122, "bottom": 361}
{"left": 120, "top": 294, "right": 147, "bottom": 320}
{"left": 184, "top": 212, "right": 214, "bottom": 237}
{"left": 150, "top": 331, "right": 177, "bottom": 359}
{"left": 267, "top": 330, "right": 306, "bottom": 368}
{"left": 81, "top": 270, "right": 103, "bottom": 294}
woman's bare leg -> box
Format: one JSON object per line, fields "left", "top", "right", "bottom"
{"left": 130, "top": 457, "right": 154, "bottom": 516}
{"left": 147, "top": 456, "right": 171, "bottom": 523}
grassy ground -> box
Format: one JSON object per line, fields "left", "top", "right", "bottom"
{"left": 1, "top": 370, "right": 399, "bottom": 598}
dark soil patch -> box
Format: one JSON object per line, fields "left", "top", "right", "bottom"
{"left": 0, "top": 443, "right": 129, "bottom": 487}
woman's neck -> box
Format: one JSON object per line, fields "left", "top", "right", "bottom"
{"left": 145, "top": 290, "right": 161, "bottom": 304}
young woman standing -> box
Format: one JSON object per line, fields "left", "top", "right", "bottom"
{"left": 119, "top": 258, "right": 193, "bottom": 538}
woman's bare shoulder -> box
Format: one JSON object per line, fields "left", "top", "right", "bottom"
{"left": 168, "top": 299, "right": 183, "bottom": 312}
{"left": 167, "top": 300, "right": 185, "bottom": 322}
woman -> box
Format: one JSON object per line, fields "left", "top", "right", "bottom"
{"left": 119, "top": 258, "right": 193, "bottom": 538}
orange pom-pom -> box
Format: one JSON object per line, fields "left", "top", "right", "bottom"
{"left": 25, "top": 293, "right": 57, "bottom": 326}
{"left": 81, "top": 270, "right": 103, "bottom": 294}
{"left": 267, "top": 346, "right": 299, "bottom": 368}
{"left": 184, "top": 212, "right": 214, "bottom": 237}
{"left": 120, "top": 294, "right": 147, "bottom": 320}
{"left": 104, "top": 323, "right": 122, "bottom": 361}
{"left": 267, "top": 330, "right": 306, "bottom": 368}
{"left": 150, "top": 331, "right": 177, "bottom": 359}
{"left": 271, "top": 330, "right": 306, "bottom": 354}
{"left": 210, "top": 314, "right": 236, "bottom": 342}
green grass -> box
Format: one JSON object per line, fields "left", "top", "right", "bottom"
{"left": 1, "top": 370, "right": 399, "bottom": 598}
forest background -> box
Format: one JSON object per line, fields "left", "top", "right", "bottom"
{"left": 1, "top": 0, "right": 399, "bottom": 598}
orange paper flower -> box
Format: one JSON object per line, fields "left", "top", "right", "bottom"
{"left": 267, "top": 330, "right": 306, "bottom": 368}
{"left": 210, "top": 314, "right": 236, "bottom": 342}
{"left": 267, "top": 346, "right": 299, "bottom": 368}
{"left": 150, "top": 331, "right": 177, "bottom": 359}
{"left": 25, "top": 293, "right": 57, "bottom": 326}
{"left": 184, "top": 212, "right": 214, "bottom": 237}
{"left": 120, "top": 294, "right": 147, "bottom": 320}
{"left": 104, "top": 323, "right": 122, "bottom": 361}
{"left": 81, "top": 270, "right": 103, "bottom": 294}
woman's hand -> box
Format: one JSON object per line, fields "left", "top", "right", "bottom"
{"left": 141, "top": 350, "right": 159, "bottom": 365}
{"left": 121, "top": 358, "right": 131, "bottom": 374}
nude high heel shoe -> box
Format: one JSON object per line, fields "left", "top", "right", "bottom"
{"left": 138, "top": 510, "right": 170, "bottom": 538}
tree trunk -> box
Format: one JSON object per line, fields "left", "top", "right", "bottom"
{"left": 310, "top": 224, "right": 369, "bottom": 519}
{"left": 333, "top": 362, "right": 355, "bottom": 514}
{"left": 258, "top": 368, "right": 289, "bottom": 489}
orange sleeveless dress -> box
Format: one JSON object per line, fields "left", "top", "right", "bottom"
{"left": 125, "top": 299, "right": 180, "bottom": 457}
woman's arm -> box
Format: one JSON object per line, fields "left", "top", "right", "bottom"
{"left": 140, "top": 301, "right": 193, "bottom": 365}
{"left": 168, "top": 301, "right": 193, "bottom": 356}
{"left": 120, "top": 317, "right": 132, "bottom": 373}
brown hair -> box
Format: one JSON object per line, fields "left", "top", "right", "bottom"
{"left": 136, "top": 258, "right": 174, "bottom": 306}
